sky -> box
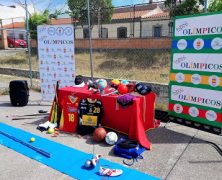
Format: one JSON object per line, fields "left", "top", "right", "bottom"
{"left": 0, "top": 0, "right": 154, "bottom": 13}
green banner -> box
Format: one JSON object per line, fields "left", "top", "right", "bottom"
{"left": 169, "top": 12, "right": 222, "bottom": 129}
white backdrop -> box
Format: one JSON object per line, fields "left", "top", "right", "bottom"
{"left": 37, "top": 24, "right": 75, "bottom": 101}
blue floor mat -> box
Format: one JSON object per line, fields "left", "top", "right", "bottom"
{"left": 0, "top": 122, "right": 159, "bottom": 180}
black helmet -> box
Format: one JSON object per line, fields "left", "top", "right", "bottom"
{"left": 135, "top": 82, "right": 151, "bottom": 95}
{"left": 75, "top": 75, "right": 84, "bottom": 85}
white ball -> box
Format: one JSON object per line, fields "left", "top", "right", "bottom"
{"left": 105, "top": 132, "right": 118, "bottom": 145}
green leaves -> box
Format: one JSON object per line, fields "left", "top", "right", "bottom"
{"left": 165, "top": 0, "right": 205, "bottom": 17}
{"left": 208, "top": 0, "right": 222, "bottom": 12}
{"left": 28, "top": 12, "right": 49, "bottom": 40}
{"left": 67, "top": 0, "right": 113, "bottom": 26}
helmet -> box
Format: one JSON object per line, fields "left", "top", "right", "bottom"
{"left": 75, "top": 75, "right": 84, "bottom": 85}
{"left": 110, "top": 79, "right": 120, "bottom": 89}
{"left": 135, "top": 82, "right": 151, "bottom": 95}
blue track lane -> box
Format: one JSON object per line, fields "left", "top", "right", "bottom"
{"left": 0, "top": 122, "right": 159, "bottom": 180}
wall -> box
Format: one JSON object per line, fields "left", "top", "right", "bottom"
{"left": 30, "top": 37, "right": 171, "bottom": 49}
{"left": 74, "top": 38, "right": 171, "bottom": 49}
{"left": 75, "top": 18, "right": 170, "bottom": 39}
{"left": 142, "top": 19, "right": 170, "bottom": 37}
{"left": 0, "top": 29, "right": 8, "bottom": 49}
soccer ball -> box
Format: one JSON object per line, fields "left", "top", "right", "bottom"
{"left": 105, "top": 132, "right": 118, "bottom": 145}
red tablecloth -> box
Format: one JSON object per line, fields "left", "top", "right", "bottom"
{"left": 50, "top": 85, "right": 157, "bottom": 149}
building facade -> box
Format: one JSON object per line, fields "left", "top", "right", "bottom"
{"left": 74, "top": 3, "right": 170, "bottom": 39}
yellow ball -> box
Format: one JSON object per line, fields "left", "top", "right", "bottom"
{"left": 48, "top": 127, "right": 55, "bottom": 134}
{"left": 30, "top": 137, "right": 35, "bottom": 142}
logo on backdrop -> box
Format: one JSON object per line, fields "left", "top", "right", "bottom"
{"left": 193, "top": 38, "right": 204, "bottom": 50}
{"left": 211, "top": 37, "right": 222, "bottom": 50}
{"left": 175, "top": 73, "right": 185, "bottom": 83}
{"left": 64, "top": 27, "right": 73, "bottom": 36}
{"left": 177, "top": 39, "right": 187, "bottom": 50}
{"left": 208, "top": 75, "right": 220, "bottom": 87}
{"left": 174, "top": 55, "right": 186, "bottom": 64}
{"left": 205, "top": 110, "right": 217, "bottom": 121}
{"left": 173, "top": 104, "right": 183, "bottom": 114}
{"left": 176, "top": 22, "right": 188, "bottom": 33}
{"left": 48, "top": 27, "right": 55, "bottom": 35}
{"left": 56, "top": 27, "right": 64, "bottom": 35}
{"left": 189, "top": 107, "right": 199, "bottom": 117}
{"left": 191, "top": 74, "right": 201, "bottom": 85}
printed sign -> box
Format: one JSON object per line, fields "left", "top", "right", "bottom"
{"left": 174, "top": 13, "right": 222, "bottom": 37}
{"left": 169, "top": 12, "right": 222, "bottom": 129}
{"left": 171, "top": 85, "right": 222, "bottom": 109}
{"left": 172, "top": 53, "right": 222, "bottom": 73}
{"left": 37, "top": 25, "right": 75, "bottom": 101}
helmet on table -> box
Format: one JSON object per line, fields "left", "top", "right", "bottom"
{"left": 135, "top": 82, "right": 151, "bottom": 95}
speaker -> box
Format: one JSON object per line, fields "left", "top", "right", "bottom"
{"left": 9, "top": 80, "right": 29, "bottom": 106}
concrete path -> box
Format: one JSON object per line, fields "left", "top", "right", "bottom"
{"left": 0, "top": 90, "right": 222, "bottom": 180}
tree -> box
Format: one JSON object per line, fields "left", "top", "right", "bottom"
{"left": 49, "top": 10, "right": 62, "bottom": 19}
{"left": 208, "top": 0, "right": 222, "bottom": 12}
{"left": 28, "top": 10, "right": 49, "bottom": 40}
{"left": 165, "top": 0, "right": 204, "bottom": 17}
{"left": 67, "top": 0, "right": 114, "bottom": 26}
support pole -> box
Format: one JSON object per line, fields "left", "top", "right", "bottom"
{"left": 25, "top": 0, "right": 33, "bottom": 87}
{"left": 204, "top": 0, "right": 207, "bottom": 13}
{"left": 87, "top": 0, "right": 93, "bottom": 80}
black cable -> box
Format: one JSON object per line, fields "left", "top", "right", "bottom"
{"left": 164, "top": 131, "right": 198, "bottom": 180}
{"left": 204, "top": 140, "right": 222, "bottom": 157}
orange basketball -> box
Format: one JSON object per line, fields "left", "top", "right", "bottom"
{"left": 93, "top": 127, "right": 107, "bottom": 142}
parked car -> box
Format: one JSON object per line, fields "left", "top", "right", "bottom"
{"left": 7, "top": 37, "right": 27, "bottom": 48}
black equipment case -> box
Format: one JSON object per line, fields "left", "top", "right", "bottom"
{"left": 9, "top": 80, "right": 29, "bottom": 106}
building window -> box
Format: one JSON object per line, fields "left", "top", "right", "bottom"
{"left": 117, "top": 27, "right": 127, "bottom": 38}
{"left": 153, "top": 26, "right": 161, "bottom": 37}
{"left": 83, "top": 28, "right": 89, "bottom": 39}
{"left": 19, "top": 33, "right": 24, "bottom": 40}
{"left": 100, "top": 28, "right": 108, "bottom": 38}
{"left": 168, "top": 21, "right": 173, "bottom": 35}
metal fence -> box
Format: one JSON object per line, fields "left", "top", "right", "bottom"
{"left": 0, "top": 1, "right": 215, "bottom": 109}
{"left": 0, "top": 17, "right": 26, "bottom": 43}
{"left": 50, "top": 3, "right": 172, "bottom": 85}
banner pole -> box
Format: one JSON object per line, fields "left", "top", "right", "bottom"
{"left": 25, "top": 0, "right": 33, "bottom": 87}
{"left": 204, "top": 0, "right": 207, "bottom": 13}
{"left": 87, "top": 0, "right": 94, "bottom": 81}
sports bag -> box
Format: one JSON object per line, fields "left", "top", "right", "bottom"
{"left": 114, "top": 137, "right": 146, "bottom": 166}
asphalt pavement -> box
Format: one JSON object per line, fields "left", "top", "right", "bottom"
{"left": 0, "top": 90, "right": 222, "bottom": 180}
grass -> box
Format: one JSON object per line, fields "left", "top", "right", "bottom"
{"left": 0, "top": 51, "right": 39, "bottom": 70}
{"left": 0, "top": 49, "right": 171, "bottom": 83}
{"left": 0, "top": 49, "right": 170, "bottom": 109}
{"left": 0, "top": 74, "right": 41, "bottom": 95}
